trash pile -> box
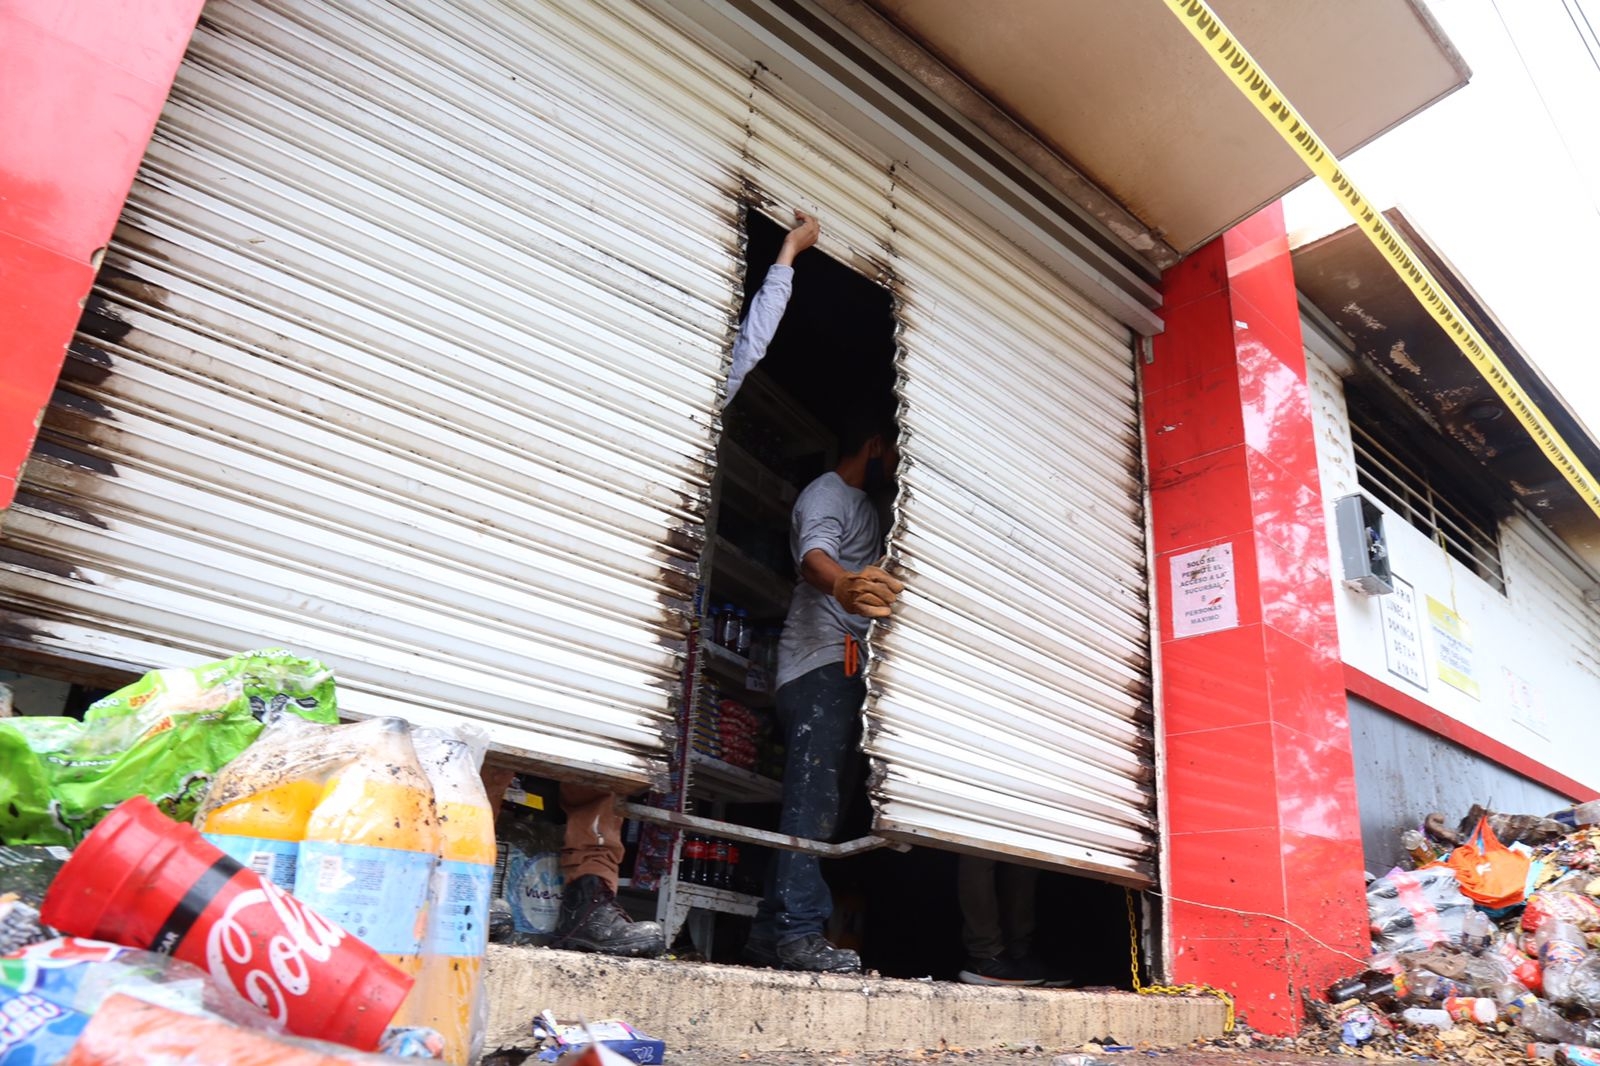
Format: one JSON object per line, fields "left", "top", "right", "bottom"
{"left": 1325, "top": 802, "right": 1600, "bottom": 1063}
{"left": 0, "top": 649, "right": 494, "bottom": 1066}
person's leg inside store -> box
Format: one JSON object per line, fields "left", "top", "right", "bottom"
{"left": 553, "top": 784, "right": 665, "bottom": 957}
{"left": 748, "top": 662, "right": 864, "bottom": 973}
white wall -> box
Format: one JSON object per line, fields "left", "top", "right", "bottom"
{"left": 1308, "top": 351, "right": 1600, "bottom": 794}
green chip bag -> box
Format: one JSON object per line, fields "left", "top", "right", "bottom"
{"left": 0, "top": 648, "right": 339, "bottom": 845}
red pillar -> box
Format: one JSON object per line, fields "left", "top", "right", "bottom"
{"left": 0, "top": 1, "right": 203, "bottom": 509}
{"left": 1144, "top": 203, "right": 1371, "bottom": 1032}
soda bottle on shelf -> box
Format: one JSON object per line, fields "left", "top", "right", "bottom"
{"left": 726, "top": 844, "right": 743, "bottom": 893}
{"left": 680, "top": 835, "right": 704, "bottom": 883}
{"left": 734, "top": 610, "right": 752, "bottom": 657}
{"left": 712, "top": 838, "right": 731, "bottom": 888}
{"left": 296, "top": 718, "right": 441, "bottom": 982}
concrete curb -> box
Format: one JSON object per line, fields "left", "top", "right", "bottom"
{"left": 485, "top": 945, "right": 1228, "bottom": 1053}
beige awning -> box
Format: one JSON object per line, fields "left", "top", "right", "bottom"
{"left": 863, "top": 0, "right": 1468, "bottom": 255}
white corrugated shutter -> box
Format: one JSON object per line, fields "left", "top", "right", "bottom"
{"left": 0, "top": 0, "right": 752, "bottom": 788}
{"left": 873, "top": 168, "right": 1155, "bottom": 886}
{"left": 732, "top": 64, "right": 1155, "bottom": 885}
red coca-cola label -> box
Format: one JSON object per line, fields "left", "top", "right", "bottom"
{"left": 151, "top": 855, "right": 355, "bottom": 1030}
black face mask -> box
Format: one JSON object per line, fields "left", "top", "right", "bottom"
{"left": 865, "top": 456, "right": 888, "bottom": 492}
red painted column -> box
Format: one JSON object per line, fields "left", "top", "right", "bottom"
{"left": 1144, "top": 202, "right": 1370, "bottom": 1033}
{"left": 0, "top": 1, "right": 203, "bottom": 509}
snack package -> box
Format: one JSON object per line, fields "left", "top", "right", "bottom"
{"left": 0, "top": 938, "right": 276, "bottom": 1031}
{"left": 1526, "top": 891, "right": 1600, "bottom": 933}
{"left": 0, "top": 649, "right": 338, "bottom": 845}
{"left": 0, "top": 847, "right": 68, "bottom": 954}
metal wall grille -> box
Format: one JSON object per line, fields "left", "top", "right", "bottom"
{"left": 1349, "top": 418, "right": 1506, "bottom": 593}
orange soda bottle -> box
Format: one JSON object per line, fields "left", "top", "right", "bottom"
{"left": 199, "top": 719, "right": 334, "bottom": 891}
{"left": 295, "top": 718, "right": 441, "bottom": 982}
{"left": 402, "top": 731, "right": 496, "bottom": 1065}
{"left": 201, "top": 778, "right": 322, "bottom": 891}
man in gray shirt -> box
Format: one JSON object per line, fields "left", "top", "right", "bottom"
{"left": 747, "top": 412, "right": 904, "bottom": 973}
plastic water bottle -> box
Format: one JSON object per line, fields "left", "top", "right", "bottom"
{"left": 297, "top": 719, "right": 441, "bottom": 981}
{"left": 1462, "top": 908, "right": 1495, "bottom": 952}
{"left": 734, "top": 609, "right": 752, "bottom": 656}
{"left": 1402, "top": 1007, "right": 1454, "bottom": 1030}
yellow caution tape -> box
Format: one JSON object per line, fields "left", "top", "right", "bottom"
{"left": 1162, "top": 0, "right": 1600, "bottom": 523}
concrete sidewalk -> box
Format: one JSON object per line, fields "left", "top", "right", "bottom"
{"left": 484, "top": 946, "right": 1229, "bottom": 1054}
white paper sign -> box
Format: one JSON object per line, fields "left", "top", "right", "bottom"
{"left": 1170, "top": 543, "right": 1239, "bottom": 639}
{"left": 1379, "top": 576, "right": 1427, "bottom": 689}
{"left": 1506, "top": 668, "right": 1548, "bottom": 739}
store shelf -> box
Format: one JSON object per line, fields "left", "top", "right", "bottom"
{"left": 699, "top": 639, "right": 773, "bottom": 695}
{"left": 709, "top": 537, "right": 793, "bottom": 618}
{"left": 690, "top": 751, "right": 783, "bottom": 803}
{"left": 726, "top": 371, "right": 835, "bottom": 464}
{"left": 672, "top": 879, "right": 761, "bottom": 917}
{"left": 717, "top": 437, "right": 796, "bottom": 529}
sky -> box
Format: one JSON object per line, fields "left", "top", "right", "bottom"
{"left": 1282, "top": 0, "right": 1600, "bottom": 431}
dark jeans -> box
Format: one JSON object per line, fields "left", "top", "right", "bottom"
{"left": 751, "top": 661, "right": 865, "bottom": 945}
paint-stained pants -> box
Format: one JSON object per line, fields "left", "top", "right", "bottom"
{"left": 957, "top": 855, "right": 1038, "bottom": 960}
{"left": 560, "top": 784, "right": 626, "bottom": 893}
{"left": 752, "top": 661, "right": 866, "bottom": 945}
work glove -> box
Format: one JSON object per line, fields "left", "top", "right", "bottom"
{"left": 832, "top": 565, "right": 905, "bottom": 618}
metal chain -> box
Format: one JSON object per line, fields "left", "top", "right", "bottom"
{"left": 1125, "top": 889, "right": 1237, "bottom": 1033}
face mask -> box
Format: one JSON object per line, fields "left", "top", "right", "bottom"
{"left": 865, "top": 456, "right": 887, "bottom": 491}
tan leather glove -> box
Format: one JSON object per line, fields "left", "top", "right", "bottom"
{"left": 832, "top": 565, "right": 905, "bottom": 618}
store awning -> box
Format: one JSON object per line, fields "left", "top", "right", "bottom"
{"left": 861, "top": 0, "right": 1469, "bottom": 255}
{"left": 1293, "top": 211, "right": 1600, "bottom": 568}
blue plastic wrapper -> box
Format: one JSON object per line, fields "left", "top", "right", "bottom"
{"left": 0, "top": 986, "right": 92, "bottom": 1065}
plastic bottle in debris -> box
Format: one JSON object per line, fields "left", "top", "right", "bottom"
{"left": 1563, "top": 953, "right": 1600, "bottom": 1015}
{"left": 1539, "top": 921, "right": 1590, "bottom": 1005}
{"left": 1518, "top": 998, "right": 1589, "bottom": 1045}
{"left": 200, "top": 775, "right": 321, "bottom": 892}
{"left": 1401, "top": 828, "right": 1435, "bottom": 867}
{"left": 1397, "top": 969, "right": 1474, "bottom": 1003}
{"left": 1444, "top": 995, "right": 1499, "bottom": 1024}
{"left": 1402, "top": 1007, "right": 1455, "bottom": 1030}
{"left": 1462, "top": 908, "right": 1495, "bottom": 952}
{"left": 1548, "top": 801, "right": 1600, "bottom": 831}
{"left": 1327, "top": 972, "right": 1403, "bottom": 1008}
{"left": 402, "top": 733, "right": 495, "bottom": 1066}
{"left": 296, "top": 718, "right": 441, "bottom": 981}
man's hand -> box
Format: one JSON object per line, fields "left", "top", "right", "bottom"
{"left": 775, "top": 209, "right": 820, "bottom": 266}
{"left": 832, "top": 565, "right": 905, "bottom": 619}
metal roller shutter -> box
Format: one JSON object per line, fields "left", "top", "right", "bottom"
{"left": 871, "top": 167, "right": 1156, "bottom": 886}
{"left": 0, "top": 0, "right": 752, "bottom": 788}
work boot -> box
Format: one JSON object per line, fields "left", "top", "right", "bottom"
{"left": 774, "top": 933, "right": 860, "bottom": 973}
{"left": 741, "top": 936, "right": 781, "bottom": 969}
{"left": 552, "top": 875, "right": 665, "bottom": 958}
